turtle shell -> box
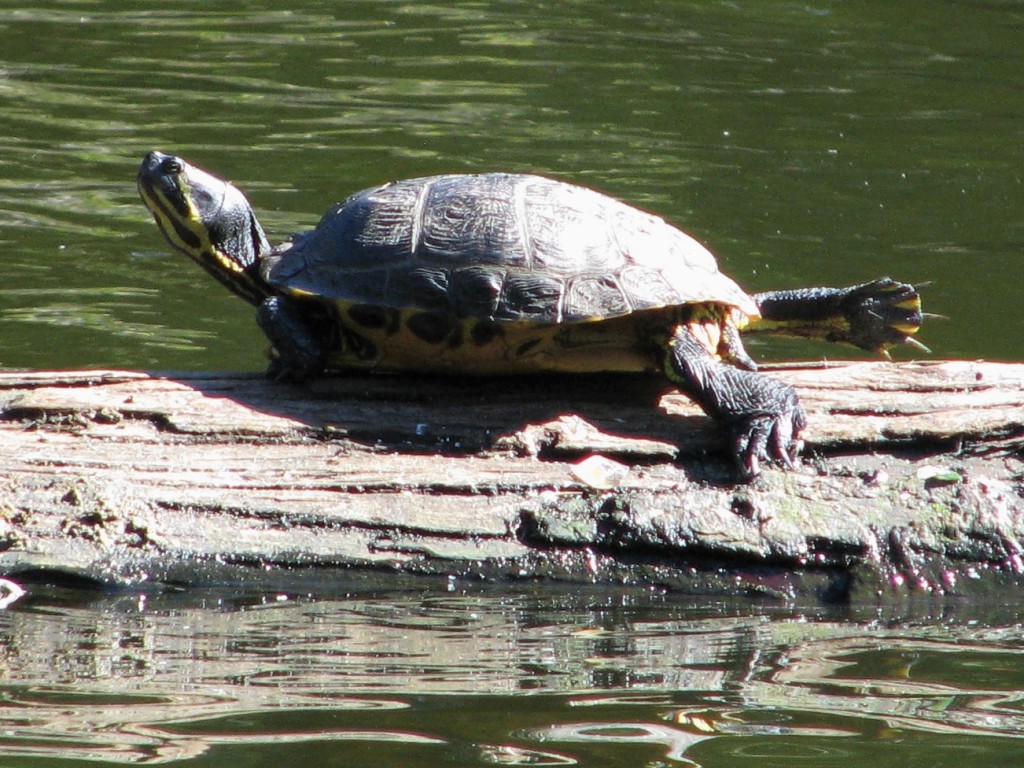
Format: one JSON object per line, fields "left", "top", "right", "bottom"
{"left": 261, "top": 173, "right": 758, "bottom": 324}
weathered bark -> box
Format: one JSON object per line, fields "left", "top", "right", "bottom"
{"left": 0, "top": 361, "right": 1021, "bottom": 600}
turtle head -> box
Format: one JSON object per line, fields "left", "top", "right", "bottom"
{"left": 138, "top": 151, "right": 273, "bottom": 306}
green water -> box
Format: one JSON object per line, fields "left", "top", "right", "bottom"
{"left": 2, "top": 1, "right": 1024, "bottom": 765}
{"left": 2, "top": 586, "right": 1024, "bottom": 768}
{"left": 2, "top": 1, "right": 1022, "bottom": 373}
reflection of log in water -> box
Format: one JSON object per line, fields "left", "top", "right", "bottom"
{"left": 747, "top": 621, "right": 1024, "bottom": 739}
{"left": 0, "top": 593, "right": 1022, "bottom": 765}
{"left": 0, "top": 362, "right": 1022, "bottom": 599}
{"left": 0, "top": 593, "right": 754, "bottom": 763}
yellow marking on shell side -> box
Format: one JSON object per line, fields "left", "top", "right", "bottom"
{"left": 325, "top": 307, "right": 661, "bottom": 375}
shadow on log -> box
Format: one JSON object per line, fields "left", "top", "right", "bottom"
{"left": 0, "top": 361, "right": 1022, "bottom": 602}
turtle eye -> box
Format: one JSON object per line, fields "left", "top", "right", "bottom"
{"left": 161, "top": 157, "right": 183, "bottom": 175}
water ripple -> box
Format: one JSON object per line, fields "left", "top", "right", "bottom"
{"left": 0, "top": 593, "right": 1022, "bottom": 765}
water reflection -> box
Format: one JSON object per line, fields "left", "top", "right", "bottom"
{"left": 1, "top": 590, "right": 1023, "bottom": 766}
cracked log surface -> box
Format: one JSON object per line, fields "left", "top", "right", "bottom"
{"left": 0, "top": 361, "right": 1022, "bottom": 601}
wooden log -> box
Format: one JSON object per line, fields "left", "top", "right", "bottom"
{"left": 0, "top": 361, "right": 1022, "bottom": 600}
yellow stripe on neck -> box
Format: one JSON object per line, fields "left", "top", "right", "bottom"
{"left": 145, "top": 179, "right": 246, "bottom": 276}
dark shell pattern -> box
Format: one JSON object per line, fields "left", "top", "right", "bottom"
{"left": 261, "top": 173, "right": 757, "bottom": 324}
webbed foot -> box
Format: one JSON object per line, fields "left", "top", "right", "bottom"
{"left": 751, "top": 277, "right": 926, "bottom": 354}
{"left": 828, "top": 278, "right": 925, "bottom": 353}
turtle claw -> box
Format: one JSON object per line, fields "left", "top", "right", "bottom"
{"left": 902, "top": 335, "right": 932, "bottom": 355}
{"left": 730, "top": 400, "right": 806, "bottom": 481}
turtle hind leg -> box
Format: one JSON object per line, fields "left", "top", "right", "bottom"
{"left": 664, "top": 326, "right": 806, "bottom": 479}
{"left": 256, "top": 295, "right": 330, "bottom": 382}
{"left": 749, "top": 277, "right": 924, "bottom": 353}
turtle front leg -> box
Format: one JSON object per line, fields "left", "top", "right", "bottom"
{"left": 664, "top": 326, "right": 806, "bottom": 479}
{"left": 749, "top": 278, "right": 924, "bottom": 353}
{"left": 256, "top": 295, "right": 330, "bottom": 382}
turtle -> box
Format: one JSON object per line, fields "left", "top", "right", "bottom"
{"left": 137, "top": 151, "right": 924, "bottom": 478}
